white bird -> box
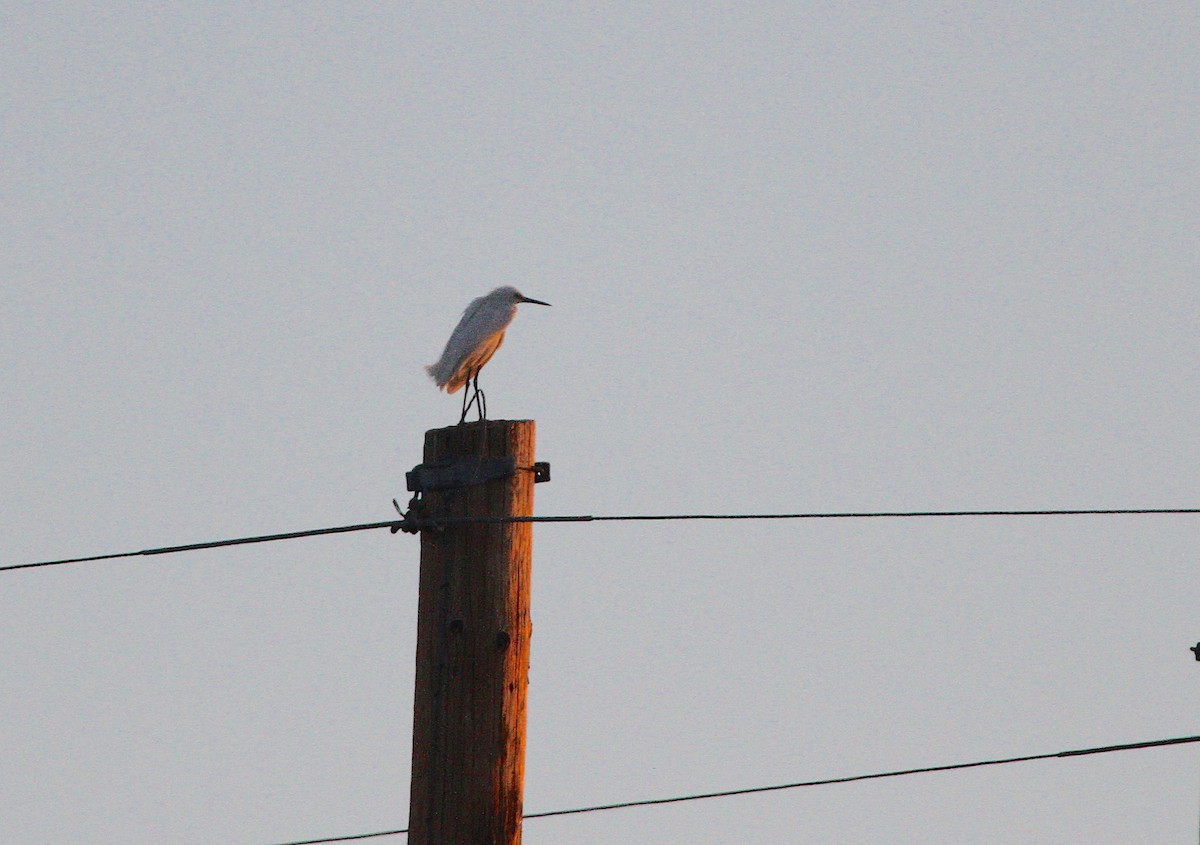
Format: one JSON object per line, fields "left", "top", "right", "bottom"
{"left": 426, "top": 286, "right": 551, "bottom": 423}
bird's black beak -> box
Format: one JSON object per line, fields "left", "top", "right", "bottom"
{"left": 520, "top": 296, "right": 551, "bottom": 306}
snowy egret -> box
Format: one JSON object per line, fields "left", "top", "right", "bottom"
{"left": 426, "top": 286, "right": 551, "bottom": 423}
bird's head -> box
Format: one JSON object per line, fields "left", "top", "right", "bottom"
{"left": 494, "top": 286, "right": 551, "bottom": 307}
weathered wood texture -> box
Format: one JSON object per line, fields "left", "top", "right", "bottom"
{"left": 408, "top": 420, "right": 536, "bottom": 845}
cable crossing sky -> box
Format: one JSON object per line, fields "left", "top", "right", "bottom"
{"left": 5, "top": 507, "right": 1200, "bottom": 573}
{"left": 265, "top": 733, "right": 1200, "bottom": 845}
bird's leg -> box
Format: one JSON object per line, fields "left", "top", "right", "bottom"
{"left": 460, "top": 371, "right": 485, "bottom": 424}
{"left": 474, "top": 372, "right": 486, "bottom": 421}
{"left": 458, "top": 376, "right": 472, "bottom": 424}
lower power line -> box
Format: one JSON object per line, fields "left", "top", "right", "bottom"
{"left": 265, "top": 733, "right": 1200, "bottom": 845}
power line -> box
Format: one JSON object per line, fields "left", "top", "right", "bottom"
{"left": 268, "top": 831, "right": 404, "bottom": 845}
{"left": 264, "top": 734, "right": 1200, "bottom": 845}
{"left": 6, "top": 508, "right": 1200, "bottom": 573}
{"left": 524, "top": 734, "right": 1200, "bottom": 819}
{"left": 1, "top": 520, "right": 397, "bottom": 573}
{"left": 448, "top": 507, "right": 1200, "bottom": 524}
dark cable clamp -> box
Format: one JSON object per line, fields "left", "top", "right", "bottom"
{"left": 391, "top": 495, "right": 434, "bottom": 534}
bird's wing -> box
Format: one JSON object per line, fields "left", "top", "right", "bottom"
{"left": 427, "top": 294, "right": 516, "bottom": 390}
{"left": 445, "top": 295, "right": 515, "bottom": 361}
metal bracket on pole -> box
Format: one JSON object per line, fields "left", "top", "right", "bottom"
{"left": 407, "top": 456, "right": 518, "bottom": 493}
{"left": 393, "top": 458, "right": 550, "bottom": 534}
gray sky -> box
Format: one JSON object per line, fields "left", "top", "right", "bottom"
{"left": 3, "top": 3, "right": 1198, "bottom": 843}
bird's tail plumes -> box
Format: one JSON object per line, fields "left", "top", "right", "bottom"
{"left": 426, "top": 361, "right": 464, "bottom": 393}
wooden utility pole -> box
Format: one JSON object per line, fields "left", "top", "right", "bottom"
{"left": 407, "top": 420, "right": 537, "bottom": 845}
